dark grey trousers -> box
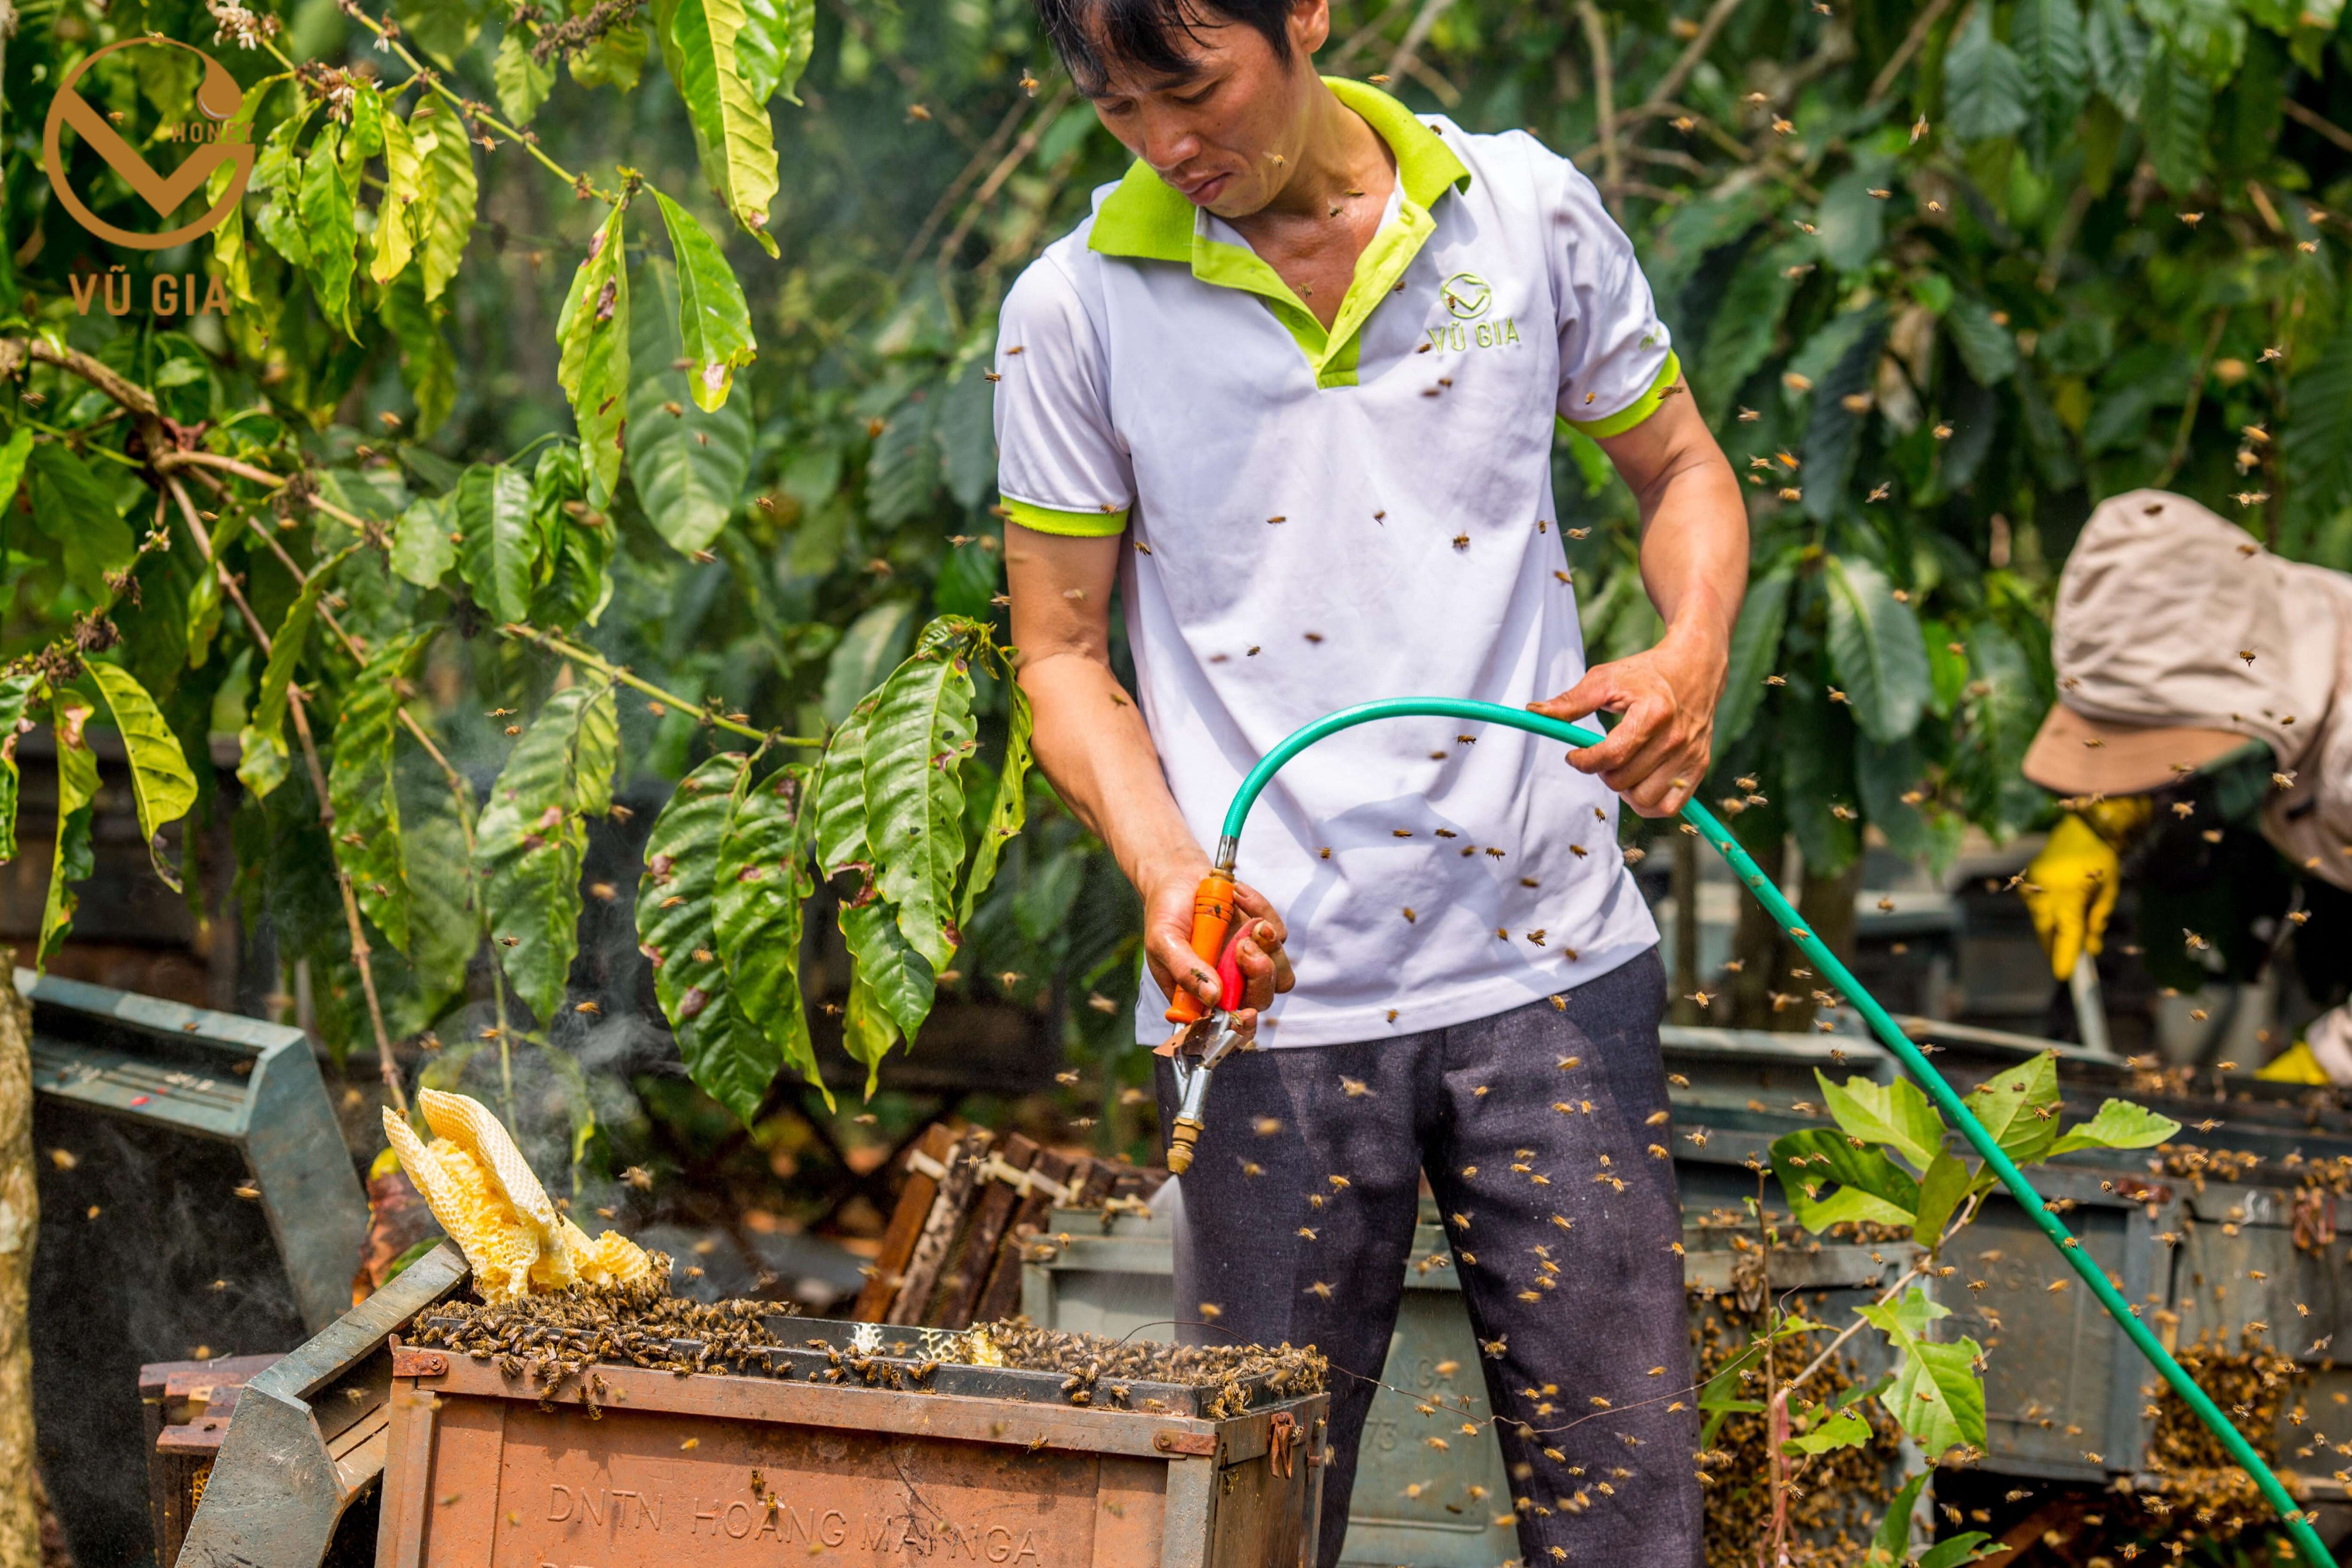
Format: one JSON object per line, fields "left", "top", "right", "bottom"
{"left": 1153, "top": 948, "right": 1701, "bottom": 1568}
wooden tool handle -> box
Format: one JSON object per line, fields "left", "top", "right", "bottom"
{"left": 1163, "top": 871, "right": 1236, "bottom": 1024}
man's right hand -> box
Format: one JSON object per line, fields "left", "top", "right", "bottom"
{"left": 2022, "top": 813, "right": 2124, "bottom": 980}
{"left": 1143, "top": 864, "right": 1295, "bottom": 1038}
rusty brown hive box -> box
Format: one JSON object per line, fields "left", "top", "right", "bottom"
{"left": 377, "top": 1318, "right": 1327, "bottom": 1568}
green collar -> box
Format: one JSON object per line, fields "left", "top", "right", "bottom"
{"left": 1088, "top": 77, "right": 1470, "bottom": 262}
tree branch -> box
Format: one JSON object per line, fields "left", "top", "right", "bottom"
{"left": 1642, "top": 0, "right": 1748, "bottom": 113}
{"left": 498, "top": 623, "right": 822, "bottom": 747}
{"left": 1576, "top": 1, "right": 1623, "bottom": 218}
{"left": 1865, "top": 0, "right": 1955, "bottom": 109}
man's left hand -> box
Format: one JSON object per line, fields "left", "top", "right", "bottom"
{"left": 1530, "top": 620, "right": 1726, "bottom": 817}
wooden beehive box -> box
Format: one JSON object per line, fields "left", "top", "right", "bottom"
{"left": 377, "top": 1318, "right": 1325, "bottom": 1568}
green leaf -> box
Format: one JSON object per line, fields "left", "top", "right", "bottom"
{"left": 625, "top": 260, "right": 754, "bottom": 554}
{"left": 1918, "top": 1534, "right": 2000, "bottom": 1568}
{"left": 1858, "top": 1287, "right": 1985, "bottom": 1457}
{"left": 411, "top": 99, "right": 479, "bottom": 303}
{"left": 455, "top": 463, "right": 540, "bottom": 623}
{"left": 0, "top": 669, "right": 47, "bottom": 864}
{"left": 40, "top": 697, "right": 98, "bottom": 965}
{"left": 1800, "top": 306, "right": 1887, "bottom": 521}
{"left": 1812, "top": 173, "right": 1884, "bottom": 276}
{"left": 0, "top": 428, "right": 31, "bottom": 517}
{"left": 27, "top": 444, "right": 134, "bottom": 599}
{"left": 241, "top": 565, "right": 336, "bottom": 798}
{"left": 2139, "top": 0, "right": 2245, "bottom": 80}
{"left": 1695, "top": 240, "right": 1807, "bottom": 411}
{"left": 2049, "top": 1097, "right": 2183, "bottom": 1157}
{"left": 2285, "top": 322, "right": 2352, "bottom": 516}
{"left": 205, "top": 88, "right": 267, "bottom": 302}
{"left": 959, "top": 677, "right": 1031, "bottom": 926}
{"left": 494, "top": 29, "right": 556, "bottom": 125}
{"left": 839, "top": 891, "right": 936, "bottom": 1040}
{"left": 1945, "top": 298, "right": 2019, "bottom": 386}
{"left": 87, "top": 663, "right": 199, "bottom": 892}
{"left": 2085, "top": 0, "right": 2148, "bottom": 112}
{"left": 737, "top": 0, "right": 814, "bottom": 103}
{"left": 1912, "top": 1150, "right": 1971, "bottom": 1246}
{"left": 379, "top": 271, "right": 458, "bottom": 438}
{"left": 557, "top": 207, "right": 632, "bottom": 505}
{"left": 1878, "top": 1470, "right": 1930, "bottom": 1560}
{"left": 813, "top": 699, "right": 875, "bottom": 876}
{"left": 1817, "top": 1069, "right": 1948, "bottom": 1170}
{"left": 822, "top": 600, "right": 920, "bottom": 723}
{"left": 251, "top": 109, "right": 315, "bottom": 268}
{"left": 638, "top": 753, "right": 779, "bottom": 1122}
{"left": 391, "top": 492, "right": 458, "bottom": 588}
{"left": 937, "top": 358, "right": 999, "bottom": 509}
{"left": 2011, "top": 0, "right": 2089, "bottom": 159}
{"left": 1943, "top": 2, "right": 2029, "bottom": 142}
{"left": 1712, "top": 563, "right": 1791, "bottom": 753}
{"left": 1824, "top": 557, "right": 1932, "bottom": 745}
{"left": 714, "top": 762, "right": 827, "bottom": 1108}
{"left": 475, "top": 683, "right": 619, "bottom": 1020}
{"left": 569, "top": 0, "right": 649, "bottom": 88}
{"left": 370, "top": 96, "right": 424, "bottom": 287}
{"left": 298, "top": 124, "right": 358, "bottom": 334}
{"left": 841, "top": 965, "right": 898, "bottom": 1098}
{"left": 1963, "top": 1051, "right": 2061, "bottom": 1165}
{"left": 651, "top": 192, "right": 756, "bottom": 412}
{"left": 867, "top": 394, "right": 941, "bottom": 525}
{"left": 329, "top": 631, "right": 430, "bottom": 955}
{"left": 1782, "top": 1406, "right": 1873, "bottom": 1456}
{"left": 862, "top": 628, "right": 980, "bottom": 968}
{"left": 656, "top": 0, "right": 781, "bottom": 253}
{"left": 1773, "top": 1126, "right": 1923, "bottom": 1230}
{"left": 2138, "top": 45, "right": 2212, "bottom": 191}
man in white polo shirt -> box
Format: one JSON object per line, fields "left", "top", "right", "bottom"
{"left": 994, "top": 0, "right": 1744, "bottom": 1559}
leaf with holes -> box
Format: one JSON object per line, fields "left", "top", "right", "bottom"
{"left": 557, "top": 205, "right": 631, "bottom": 505}
{"left": 329, "top": 631, "right": 430, "bottom": 953}
{"left": 0, "top": 669, "right": 48, "bottom": 865}
{"left": 474, "top": 682, "right": 618, "bottom": 1020}
{"left": 639, "top": 752, "right": 779, "bottom": 1122}
{"left": 40, "top": 697, "right": 97, "bottom": 966}
{"left": 88, "top": 663, "right": 199, "bottom": 891}
{"left": 714, "top": 762, "right": 826, "bottom": 1108}
{"left": 652, "top": 192, "right": 755, "bottom": 412}
{"left": 861, "top": 624, "right": 981, "bottom": 968}
{"left": 1824, "top": 555, "right": 1931, "bottom": 745}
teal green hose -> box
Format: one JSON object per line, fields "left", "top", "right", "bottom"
{"left": 1219, "top": 697, "right": 2328, "bottom": 1566}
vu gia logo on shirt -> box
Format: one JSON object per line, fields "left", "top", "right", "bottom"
{"left": 1430, "top": 272, "right": 1522, "bottom": 352}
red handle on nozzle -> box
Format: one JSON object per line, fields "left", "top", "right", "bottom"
{"left": 1165, "top": 871, "right": 1237, "bottom": 1025}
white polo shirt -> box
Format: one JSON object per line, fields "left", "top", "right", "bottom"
{"left": 992, "top": 79, "right": 1682, "bottom": 1048}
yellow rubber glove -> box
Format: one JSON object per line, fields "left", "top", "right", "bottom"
{"left": 2021, "top": 813, "right": 2124, "bottom": 981}
{"left": 2256, "top": 1041, "right": 2331, "bottom": 1084}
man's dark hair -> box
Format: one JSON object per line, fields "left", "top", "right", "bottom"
{"left": 1036, "top": 0, "right": 1295, "bottom": 95}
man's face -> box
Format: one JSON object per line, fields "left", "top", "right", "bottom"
{"left": 1082, "top": 0, "right": 1329, "bottom": 221}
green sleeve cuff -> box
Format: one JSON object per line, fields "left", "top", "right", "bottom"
{"left": 1000, "top": 496, "right": 1130, "bottom": 537}
{"left": 1561, "top": 351, "right": 1684, "bottom": 439}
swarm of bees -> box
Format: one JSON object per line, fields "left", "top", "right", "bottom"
{"left": 414, "top": 1264, "right": 1323, "bottom": 1421}
{"left": 977, "top": 1324, "right": 1327, "bottom": 1419}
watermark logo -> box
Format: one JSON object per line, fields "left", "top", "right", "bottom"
{"left": 43, "top": 37, "right": 253, "bottom": 251}
{"left": 1441, "top": 271, "right": 1492, "bottom": 319}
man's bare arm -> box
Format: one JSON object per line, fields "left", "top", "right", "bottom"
{"left": 1005, "top": 524, "right": 1291, "bottom": 1014}
{"left": 1529, "top": 388, "right": 1748, "bottom": 815}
